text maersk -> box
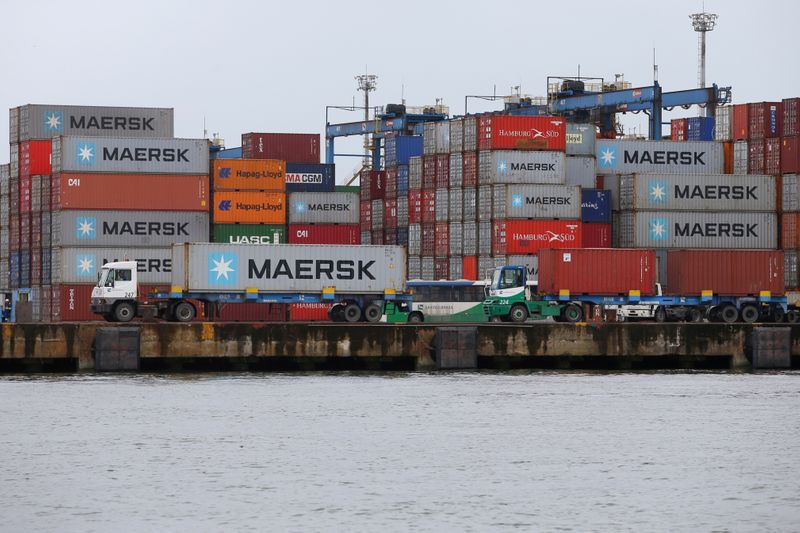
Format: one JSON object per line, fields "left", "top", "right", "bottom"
{"left": 307, "top": 203, "right": 351, "bottom": 211}
{"left": 674, "top": 185, "right": 758, "bottom": 200}
{"left": 511, "top": 163, "right": 556, "bottom": 171}
{"left": 624, "top": 150, "right": 705, "bottom": 165}
{"left": 103, "top": 147, "right": 189, "bottom": 162}
{"left": 521, "top": 196, "right": 571, "bottom": 206}
{"left": 248, "top": 259, "right": 375, "bottom": 280}
{"left": 103, "top": 221, "right": 190, "bottom": 236}
{"left": 674, "top": 223, "right": 758, "bottom": 237}
{"left": 71, "top": 116, "right": 155, "bottom": 131}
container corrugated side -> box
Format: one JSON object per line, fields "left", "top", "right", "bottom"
{"left": 51, "top": 210, "right": 209, "bottom": 247}
{"left": 538, "top": 248, "right": 656, "bottom": 295}
{"left": 596, "top": 140, "right": 723, "bottom": 175}
{"left": 492, "top": 220, "right": 583, "bottom": 255}
{"left": 52, "top": 137, "right": 210, "bottom": 174}
{"left": 619, "top": 211, "right": 777, "bottom": 249}
{"left": 783, "top": 174, "right": 799, "bottom": 212}
{"left": 212, "top": 159, "right": 285, "bottom": 191}
{"left": 478, "top": 150, "right": 566, "bottom": 185}
{"left": 52, "top": 246, "right": 173, "bottom": 284}
{"left": 581, "top": 189, "right": 612, "bottom": 223}
{"left": 733, "top": 140, "right": 749, "bottom": 175}
{"left": 448, "top": 188, "right": 463, "bottom": 222}
{"left": 18, "top": 104, "right": 173, "bottom": 141}
{"left": 449, "top": 153, "right": 463, "bottom": 188}
{"left": 478, "top": 115, "right": 566, "bottom": 151}
{"left": 619, "top": 173, "right": 776, "bottom": 212}
{"left": 213, "top": 224, "right": 285, "bottom": 244}
{"left": 449, "top": 118, "right": 464, "bottom": 152}
{"left": 287, "top": 192, "right": 359, "bottom": 224}
{"left": 492, "top": 184, "right": 581, "bottom": 220}
{"left": 213, "top": 192, "right": 285, "bottom": 224}
{"left": 666, "top": 250, "right": 783, "bottom": 295}
{"left": 565, "top": 123, "right": 596, "bottom": 156}
{"left": 171, "top": 244, "right": 407, "bottom": 294}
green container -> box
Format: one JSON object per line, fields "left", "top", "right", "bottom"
{"left": 334, "top": 185, "right": 360, "bottom": 194}
{"left": 213, "top": 224, "right": 286, "bottom": 244}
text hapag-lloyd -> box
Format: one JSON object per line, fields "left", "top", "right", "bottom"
{"left": 236, "top": 201, "right": 283, "bottom": 212}
{"left": 70, "top": 116, "right": 155, "bottom": 131}
{"left": 228, "top": 170, "right": 283, "bottom": 179}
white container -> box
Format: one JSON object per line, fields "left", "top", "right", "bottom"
{"left": 492, "top": 184, "right": 581, "bottom": 219}
{"left": 448, "top": 188, "right": 463, "bottom": 222}
{"left": 479, "top": 150, "right": 566, "bottom": 185}
{"left": 596, "top": 139, "right": 724, "bottom": 175}
{"left": 17, "top": 104, "right": 174, "bottom": 141}
{"left": 733, "top": 140, "right": 748, "bottom": 175}
{"left": 52, "top": 246, "right": 173, "bottom": 284}
{"left": 507, "top": 254, "right": 539, "bottom": 283}
{"left": 51, "top": 210, "right": 210, "bottom": 247}
{"left": 715, "top": 106, "right": 732, "bottom": 141}
{"left": 449, "top": 153, "right": 463, "bottom": 188}
{"left": 565, "top": 155, "right": 596, "bottom": 188}
{"left": 435, "top": 188, "right": 449, "bottom": 222}
{"left": 566, "top": 123, "right": 596, "bottom": 156}
{"left": 288, "top": 192, "right": 359, "bottom": 224}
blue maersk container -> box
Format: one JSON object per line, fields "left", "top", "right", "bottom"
{"left": 686, "top": 117, "right": 715, "bottom": 141}
{"left": 581, "top": 189, "right": 612, "bottom": 223}
{"left": 397, "top": 164, "right": 409, "bottom": 195}
{"left": 285, "top": 163, "right": 335, "bottom": 192}
{"left": 385, "top": 135, "right": 423, "bottom": 167}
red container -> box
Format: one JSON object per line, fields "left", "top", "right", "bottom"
{"left": 462, "top": 151, "right": 477, "bottom": 187}
{"left": 782, "top": 136, "right": 800, "bottom": 174}
{"left": 666, "top": 250, "right": 784, "bottom": 296}
{"left": 434, "top": 257, "right": 449, "bottom": 280}
{"left": 434, "top": 222, "right": 449, "bottom": 256}
{"left": 408, "top": 191, "right": 422, "bottom": 224}
{"left": 538, "top": 248, "right": 657, "bottom": 296}
{"left": 241, "top": 132, "right": 320, "bottom": 163}
{"left": 288, "top": 302, "right": 333, "bottom": 322}
{"left": 365, "top": 170, "right": 385, "bottom": 200}
{"left": 671, "top": 118, "right": 687, "bottom": 141}
{"left": 421, "top": 223, "right": 436, "bottom": 256}
{"left": 422, "top": 155, "right": 436, "bottom": 190}
{"left": 359, "top": 200, "right": 372, "bottom": 232}
{"left": 462, "top": 256, "right": 478, "bottom": 280}
{"left": 748, "top": 140, "right": 765, "bottom": 174}
{"left": 385, "top": 166, "right": 397, "bottom": 200}
{"left": 216, "top": 302, "right": 286, "bottom": 322}
{"left": 478, "top": 115, "right": 566, "bottom": 151}
{"left": 19, "top": 175, "right": 31, "bottom": 213}
{"left": 722, "top": 141, "right": 734, "bottom": 174}
{"left": 421, "top": 190, "right": 436, "bottom": 223}
{"left": 383, "top": 198, "right": 398, "bottom": 229}
{"left": 384, "top": 228, "right": 397, "bottom": 245}
{"left": 435, "top": 154, "right": 450, "bottom": 188}
{"left": 30, "top": 213, "right": 41, "bottom": 249}
{"left": 748, "top": 102, "right": 782, "bottom": 140}
{"left": 781, "top": 213, "right": 800, "bottom": 249}
{"left": 765, "top": 137, "right": 781, "bottom": 175}
{"left": 19, "top": 140, "right": 52, "bottom": 177}
{"left": 52, "top": 173, "right": 209, "bottom": 211}
{"left": 582, "top": 223, "right": 612, "bottom": 248}
{"left": 371, "top": 229, "right": 384, "bottom": 245}
{"left": 492, "top": 219, "right": 583, "bottom": 255}
{"left": 287, "top": 224, "right": 360, "bottom": 245}
{"left": 733, "top": 104, "right": 749, "bottom": 140}
{"left": 783, "top": 98, "right": 800, "bottom": 137}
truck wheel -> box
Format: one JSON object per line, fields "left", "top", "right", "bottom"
{"left": 740, "top": 304, "right": 759, "bottom": 324}
{"left": 719, "top": 305, "right": 739, "bottom": 324}
{"left": 772, "top": 306, "right": 786, "bottom": 323}
{"left": 654, "top": 306, "right": 667, "bottom": 323}
{"left": 561, "top": 304, "right": 583, "bottom": 323}
{"left": 788, "top": 310, "right": 800, "bottom": 324}
{"left": 114, "top": 302, "right": 135, "bottom": 323}
{"left": 364, "top": 303, "right": 383, "bottom": 323}
{"left": 509, "top": 304, "right": 529, "bottom": 323}
{"left": 408, "top": 312, "right": 424, "bottom": 323}
{"left": 687, "top": 308, "right": 704, "bottom": 323}
{"left": 328, "top": 304, "right": 344, "bottom": 322}
{"left": 174, "top": 302, "right": 196, "bottom": 323}
{"left": 343, "top": 303, "right": 362, "bottom": 323}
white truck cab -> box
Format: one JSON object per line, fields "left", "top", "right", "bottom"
{"left": 91, "top": 261, "right": 139, "bottom": 322}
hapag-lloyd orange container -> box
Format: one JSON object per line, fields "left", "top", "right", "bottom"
{"left": 212, "top": 159, "right": 285, "bottom": 191}
{"left": 213, "top": 191, "right": 286, "bottom": 223}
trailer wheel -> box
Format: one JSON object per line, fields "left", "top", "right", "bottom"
{"left": 114, "top": 302, "right": 135, "bottom": 323}
{"left": 654, "top": 306, "right": 667, "bottom": 323}
{"left": 687, "top": 308, "right": 704, "bottom": 323}
{"left": 408, "top": 312, "right": 424, "bottom": 323}
{"left": 174, "top": 302, "right": 196, "bottom": 323}
{"left": 772, "top": 306, "right": 786, "bottom": 323}
{"left": 561, "top": 304, "right": 583, "bottom": 323}
{"left": 509, "top": 304, "right": 529, "bottom": 323}
{"left": 719, "top": 305, "right": 739, "bottom": 324}
{"left": 740, "top": 304, "right": 759, "bottom": 324}
{"left": 328, "top": 304, "right": 343, "bottom": 322}
{"left": 788, "top": 310, "right": 800, "bottom": 324}
{"left": 343, "top": 303, "right": 362, "bottom": 323}
{"left": 364, "top": 303, "right": 383, "bottom": 323}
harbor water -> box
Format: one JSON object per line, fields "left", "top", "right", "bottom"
{"left": 0, "top": 372, "right": 798, "bottom": 532}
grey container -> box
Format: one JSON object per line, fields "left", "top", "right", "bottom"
{"left": 449, "top": 118, "right": 464, "bottom": 153}
{"left": 17, "top": 104, "right": 173, "bottom": 141}
{"left": 41, "top": 212, "right": 52, "bottom": 248}
{"left": 408, "top": 255, "right": 422, "bottom": 279}
{"left": 435, "top": 188, "right": 449, "bottom": 222}
{"left": 31, "top": 176, "right": 42, "bottom": 212}
{"left": 463, "top": 221, "right": 478, "bottom": 255}
{"left": 618, "top": 211, "right": 777, "bottom": 249}
{"left": 477, "top": 185, "right": 493, "bottom": 221}
{"left": 397, "top": 196, "right": 409, "bottom": 227}
{"left": 435, "top": 122, "right": 451, "bottom": 154}
{"left": 171, "top": 243, "right": 407, "bottom": 293}
{"left": 449, "top": 153, "right": 463, "bottom": 188}
{"left": 463, "top": 116, "right": 478, "bottom": 151}
{"left": 52, "top": 246, "right": 173, "bottom": 284}
{"left": 565, "top": 155, "right": 596, "bottom": 188}
{"left": 51, "top": 210, "right": 209, "bottom": 247}
{"left": 0, "top": 195, "right": 8, "bottom": 230}
{"left": 785, "top": 250, "right": 798, "bottom": 289}
{"left": 492, "top": 184, "right": 581, "bottom": 219}
{"left": 463, "top": 188, "right": 477, "bottom": 222}
{"left": 371, "top": 199, "right": 384, "bottom": 231}
{"left": 448, "top": 257, "right": 463, "bottom": 280}
{"left": 478, "top": 150, "right": 566, "bottom": 185}
{"left": 52, "top": 136, "right": 209, "bottom": 174}
{"left": 423, "top": 123, "right": 437, "bottom": 155}
{"left": 566, "top": 123, "right": 596, "bottom": 156}
{"left": 733, "top": 141, "right": 748, "bottom": 175}
{"left": 783, "top": 174, "right": 799, "bottom": 212}
{"left": 715, "top": 106, "right": 732, "bottom": 141}
{"left": 603, "top": 174, "right": 621, "bottom": 211}
{"left": 0, "top": 165, "right": 8, "bottom": 196}
{"left": 9, "top": 144, "right": 19, "bottom": 178}
{"left": 421, "top": 256, "right": 435, "bottom": 280}
{"left": 619, "top": 173, "right": 776, "bottom": 212}
{"left": 449, "top": 188, "right": 463, "bottom": 222}
{"left": 478, "top": 221, "right": 492, "bottom": 255}
{"left": 478, "top": 256, "right": 506, "bottom": 280}
{"left": 288, "top": 192, "right": 359, "bottom": 224}
{"left": 409, "top": 156, "right": 423, "bottom": 190}
{"left": 360, "top": 231, "right": 372, "bottom": 245}
{"left": 408, "top": 224, "right": 422, "bottom": 255}
{"left": 596, "top": 140, "right": 724, "bottom": 175}
{"left": 449, "top": 222, "right": 464, "bottom": 255}
{"left": 506, "top": 254, "right": 539, "bottom": 283}
{"left": 9, "top": 107, "right": 19, "bottom": 144}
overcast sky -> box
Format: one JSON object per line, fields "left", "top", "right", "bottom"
{"left": 1, "top": 0, "right": 798, "bottom": 180}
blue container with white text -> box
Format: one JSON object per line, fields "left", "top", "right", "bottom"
{"left": 581, "top": 189, "right": 612, "bottom": 223}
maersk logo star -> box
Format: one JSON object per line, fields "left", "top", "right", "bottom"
{"left": 598, "top": 146, "right": 617, "bottom": 168}
{"left": 649, "top": 218, "right": 668, "bottom": 241}
{"left": 76, "top": 255, "right": 95, "bottom": 276}
{"left": 511, "top": 194, "right": 523, "bottom": 207}
{"left": 208, "top": 253, "right": 238, "bottom": 285}
{"left": 648, "top": 180, "right": 668, "bottom": 204}
{"left": 44, "top": 111, "right": 64, "bottom": 132}
{"left": 295, "top": 202, "right": 306, "bottom": 213}
{"left": 76, "top": 142, "right": 96, "bottom": 164}
{"left": 497, "top": 160, "right": 509, "bottom": 174}
{"left": 76, "top": 217, "right": 96, "bottom": 239}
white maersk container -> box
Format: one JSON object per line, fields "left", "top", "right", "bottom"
{"left": 52, "top": 137, "right": 210, "bottom": 174}
{"left": 596, "top": 140, "right": 723, "bottom": 175}
{"left": 16, "top": 104, "right": 174, "bottom": 141}
{"left": 619, "top": 211, "right": 777, "bottom": 249}
{"left": 619, "top": 174, "right": 776, "bottom": 212}
{"left": 51, "top": 246, "right": 173, "bottom": 284}
{"left": 288, "top": 192, "right": 359, "bottom": 224}
{"left": 171, "top": 243, "right": 407, "bottom": 294}
{"left": 51, "top": 210, "right": 210, "bottom": 247}
{"left": 478, "top": 150, "right": 566, "bottom": 185}
{"left": 491, "top": 184, "right": 581, "bottom": 220}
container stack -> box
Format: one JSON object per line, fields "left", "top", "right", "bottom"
{"left": 780, "top": 98, "right": 800, "bottom": 291}
{"left": 382, "top": 133, "right": 422, "bottom": 259}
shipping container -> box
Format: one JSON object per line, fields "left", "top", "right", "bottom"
{"left": 565, "top": 155, "right": 596, "bottom": 188}
{"left": 581, "top": 189, "right": 612, "bottom": 223}
{"left": 478, "top": 150, "right": 566, "bottom": 185}
{"left": 384, "top": 166, "right": 397, "bottom": 200}
{"left": 448, "top": 256, "right": 462, "bottom": 280}
{"left": 435, "top": 154, "right": 449, "bottom": 188}
{"left": 51, "top": 173, "right": 209, "bottom": 211}
{"left": 462, "top": 256, "right": 478, "bottom": 280}
{"left": 285, "top": 163, "right": 335, "bottom": 193}
{"left": 52, "top": 137, "right": 210, "bottom": 174}
{"left": 217, "top": 303, "right": 287, "bottom": 322}
{"left": 421, "top": 257, "right": 435, "bottom": 280}
{"left": 211, "top": 159, "right": 285, "bottom": 191}
{"left": 686, "top": 117, "right": 715, "bottom": 141}
{"left": 435, "top": 122, "right": 450, "bottom": 154}
{"left": 407, "top": 255, "right": 421, "bottom": 279}
{"left": 384, "top": 135, "right": 423, "bottom": 167}
{"left": 538, "top": 248, "right": 656, "bottom": 295}
{"left": 733, "top": 104, "right": 749, "bottom": 140}
{"left": 783, "top": 174, "right": 799, "bottom": 212}
{"left": 448, "top": 188, "right": 463, "bottom": 222}
{"left": 213, "top": 191, "right": 285, "bottom": 224}
{"left": 671, "top": 118, "right": 687, "bottom": 141}
{"left": 51, "top": 246, "right": 173, "bottom": 284}
{"left": 477, "top": 220, "right": 492, "bottom": 255}
{"left": 397, "top": 165, "right": 409, "bottom": 195}
{"left": 582, "top": 223, "right": 612, "bottom": 248}
{"left": 449, "top": 222, "right": 463, "bottom": 256}
{"left": 478, "top": 115, "right": 566, "bottom": 151}
{"left": 565, "top": 123, "right": 596, "bottom": 156}
{"left": 384, "top": 227, "right": 397, "bottom": 245}
{"left": 449, "top": 153, "right": 463, "bottom": 188}
{"left": 170, "top": 243, "right": 406, "bottom": 293}
{"left": 748, "top": 102, "right": 782, "bottom": 139}
{"left": 491, "top": 184, "right": 581, "bottom": 220}
{"left": 368, "top": 170, "right": 386, "bottom": 200}
{"left": 408, "top": 191, "right": 422, "bottom": 224}
{"left": 748, "top": 140, "right": 765, "bottom": 174}
{"left": 463, "top": 116, "right": 478, "bottom": 151}
{"left": 463, "top": 221, "right": 478, "bottom": 255}
{"left": 666, "top": 250, "right": 783, "bottom": 295}
{"left": 288, "top": 302, "right": 334, "bottom": 322}
{"left": 241, "top": 132, "right": 320, "bottom": 163}
{"left": 477, "top": 256, "right": 508, "bottom": 279}
{"left": 397, "top": 226, "right": 409, "bottom": 247}
{"left": 433, "top": 257, "right": 448, "bottom": 280}
{"left": 360, "top": 231, "right": 371, "bottom": 245}
{"left": 462, "top": 188, "right": 477, "bottom": 222}
{"left": 49, "top": 210, "right": 209, "bottom": 247}
{"left": 409, "top": 156, "right": 422, "bottom": 190}
{"left": 506, "top": 255, "right": 538, "bottom": 283}
{"left": 434, "top": 222, "right": 449, "bottom": 256}
{"left": 213, "top": 224, "right": 285, "bottom": 244}
{"left": 211, "top": 147, "right": 243, "bottom": 159}
{"left": 733, "top": 140, "right": 749, "bottom": 175}
{"left": 408, "top": 224, "right": 421, "bottom": 255}
{"left": 619, "top": 173, "right": 776, "bottom": 212}
{"left": 596, "top": 140, "right": 724, "bottom": 175}
{"left": 492, "top": 219, "right": 583, "bottom": 255}
{"left": 422, "top": 156, "right": 436, "bottom": 190}
{"left": 397, "top": 196, "right": 409, "bottom": 227}
{"left": 449, "top": 118, "right": 464, "bottom": 153}
{"left": 462, "top": 151, "right": 478, "bottom": 187}
{"left": 360, "top": 200, "right": 372, "bottom": 232}
{"left": 371, "top": 199, "right": 384, "bottom": 231}
{"left": 0, "top": 164, "right": 9, "bottom": 196}
{"left": 785, "top": 250, "right": 798, "bottom": 289}
{"left": 765, "top": 137, "right": 781, "bottom": 175}
{"left": 9, "top": 107, "right": 19, "bottom": 144}
{"left": 421, "top": 190, "right": 436, "bottom": 223}
{"left": 19, "top": 140, "right": 52, "bottom": 176}
{"left": 16, "top": 104, "right": 174, "bottom": 141}
{"left": 619, "top": 211, "right": 777, "bottom": 249}
{"left": 723, "top": 141, "right": 734, "bottom": 174}
{"left": 782, "top": 136, "right": 800, "bottom": 174}
{"left": 423, "top": 123, "right": 437, "bottom": 155}
{"left": 287, "top": 224, "right": 360, "bottom": 245}
{"left": 781, "top": 213, "right": 800, "bottom": 249}
{"left": 435, "top": 188, "right": 449, "bottom": 222}
{"left": 287, "top": 192, "right": 359, "bottom": 224}
{"left": 421, "top": 223, "right": 436, "bottom": 256}
{"left": 784, "top": 98, "right": 800, "bottom": 137}
{"left": 715, "top": 106, "right": 733, "bottom": 141}
{"left": 384, "top": 198, "right": 398, "bottom": 229}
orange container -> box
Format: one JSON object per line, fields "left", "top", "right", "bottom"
{"left": 722, "top": 141, "right": 733, "bottom": 174}
{"left": 212, "top": 159, "right": 285, "bottom": 191}
{"left": 213, "top": 191, "right": 286, "bottom": 223}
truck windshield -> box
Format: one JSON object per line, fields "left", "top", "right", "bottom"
{"left": 98, "top": 269, "right": 111, "bottom": 287}
{"left": 496, "top": 268, "right": 522, "bottom": 289}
